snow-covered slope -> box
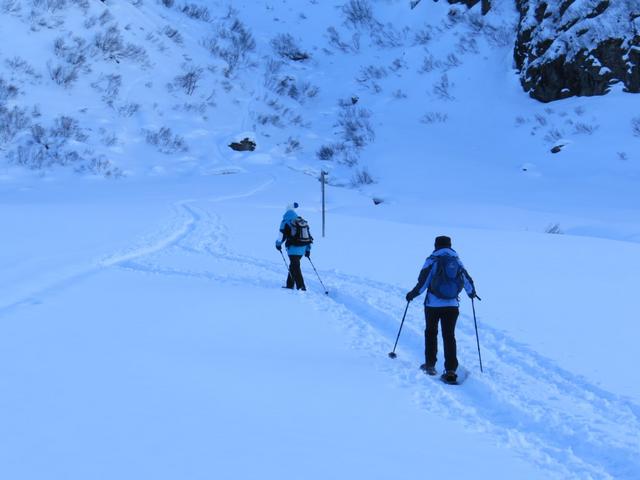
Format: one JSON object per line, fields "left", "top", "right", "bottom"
{"left": 1, "top": 170, "right": 639, "bottom": 479}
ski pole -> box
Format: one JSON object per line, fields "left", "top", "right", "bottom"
{"left": 471, "top": 297, "right": 484, "bottom": 373}
{"left": 307, "top": 257, "right": 328, "bottom": 295}
{"left": 388, "top": 301, "right": 410, "bottom": 359}
{"left": 279, "top": 249, "right": 293, "bottom": 284}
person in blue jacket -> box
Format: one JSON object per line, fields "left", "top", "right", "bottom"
{"left": 275, "top": 202, "right": 312, "bottom": 290}
{"left": 406, "top": 235, "right": 476, "bottom": 382}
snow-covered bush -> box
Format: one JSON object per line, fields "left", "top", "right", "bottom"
{"left": 545, "top": 223, "right": 563, "bottom": 234}
{"left": 421, "top": 112, "right": 448, "bottom": 124}
{"left": 1, "top": 0, "right": 21, "bottom": 13}
{"left": 351, "top": 168, "right": 375, "bottom": 186}
{"left": 357, "top": 65, "right": 388, "bottom": 93}
{"left": 337, "top": 105, "right": 374, "bottom": 155}
{"left": 342, "top": 0, "right": 374, "bottom": 28}
{"left": 271, "top": 33, "right": 309, "bottom": 61}
{"left": 317, "top": 145, "right": 336, "bottom": 161}
{"left": 433, "top": 74, "right": 454, "bottom": 100}
{"left": 91, "top": 74, "right": 122, "bottom": 105}
{"left": 7, "top": 116, "right": 100, "bottom": 173}
{"left": 173, "top": 64, "right": 203, "bottom": 95}
{"left": 0, "top": 106, "right": 30, "bottom": 143}
{"left": 145, "top": 127, "right": 188, "bottom": 153}
{"left": 203, "top": 14, "right": 256, "bottom": 77}
{"left": 162, "top": 26, "right": 183, "bottom": 44}
{"left": 181, "top": 3, "right": 210, "bottom": 22}
{"left": 94, "top": 25, "right": 148, "bottom": 64}
{"left": 326, "top": 26, "right": 359, "bottom": 53}
{"left": 632, "top": 117, "right": 640, "bottom": 137}
{"left": 0, "top": 77, "right": 18, "bottom": 104}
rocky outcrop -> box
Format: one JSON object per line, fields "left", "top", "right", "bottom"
{"left": 515, "top": 0, "right": 640, "bottom": 102}
{"left": 447, "top": 0, "right": 491, "bottom": 15}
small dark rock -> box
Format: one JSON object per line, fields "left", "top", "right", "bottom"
{"left": 228, "top": 137, "right": 256, "bottom": 152}
{"left": 372, "top": 197, "right": 384, "bottom": 205}
{"left": 551, "top": 144, "right": 565, "bottom": 154}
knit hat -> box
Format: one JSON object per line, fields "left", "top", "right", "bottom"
{"left": 287, "top": 202, "right": 299, "bottom": 210}
{"left": 434, "top": 235, "right": 452, "bottom": 249}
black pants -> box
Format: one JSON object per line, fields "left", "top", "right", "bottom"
{"left": 286, "top": 255, "right": 306, "bottom": 290}
{"left": 425, "top": 306, "right": 459, "bottom": 372}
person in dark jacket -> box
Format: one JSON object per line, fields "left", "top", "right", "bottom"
{"left": 275, "top": 203, "right": 312, "bottom": 290}
{"left": 406, "top": 235, "right": 476, "bottom": 382}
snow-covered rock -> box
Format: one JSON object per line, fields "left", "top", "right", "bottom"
{"left": 515, "top": 0, "right": 640, "bottom": 102}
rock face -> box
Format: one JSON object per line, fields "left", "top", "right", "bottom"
{"left": 447, "top": 0, "right": 491, "bottom": 15}
{"left": 514, "top": 0, "right": 640, "bottom": 102}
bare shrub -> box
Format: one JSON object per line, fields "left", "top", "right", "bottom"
{"left": 370, "top": 23, "right": 405, "bottom": 48}
{"left": 8, "top": 116, "right": 92, "bottom": 172}
{"left": 162, "top": 26, "right": 183, "bottom": 44}
{"left": 1, "top": 0, "right": 21, "bottom": 14}
{"left": 419, "top": 54, "right": 435, "bottom": 73}
{"left": 545, "top": 223, "right": 563, "bottom": 234}
{"left": 0, "top": 77, "right": 19, "bottom": 104}
{"left": 544, "top": 128, "right": 563, "bottom": 143}
{"left": 338, "top": 105, "right": 374, "bottom": 150}
{"left": 421, "top": 112, "right": 448, "bottom": 124}
{"left": 271, "top": 33, "right": 310, "bottom": 61}
{"left": 632, "top": 117, "right": 640, "bottom": 137}
{"left": 317, "top": 145, "right": 335, "bottom": 161}
{"left": 145, "top": 127, "right": 188, "bottom": 153}
{"left": 181, "top": 3, "right": 210, "bottom": 21}
{"left": 47, "top": 62, "right": 80, "bottom": 87}
{"left": 0, "top": 106, "right": 30, "bottom": 143}
{"left": 75, "top": 156, "right": 124, "bottom": 178}
{"left": 204, "top": 15, "right": 256, "bottom": 77}
{"left": 91, "top": 74, "right": 122, "bottom": 105}
{"left": 413, "top": 26, "right": 433, "bottom": 46}
{"left": 342, "top": 0, "right": 373, "bottom": 28}
{"left": 174, "top": 64, "right": 203, "bottom": 95}
{"left": 351, "top": 168, "right": 375, "bottom": 186}
{"left": 326, "top": 26, "right": 358, "bottom": 53}
{"left": 357, "top": 65, "right": 387, "bottom": 92}
{"left": 94, "top": 25, "right": 148, "bottom": 64}
{"left": 573, "top": 122, "right": 598, "bottom": 135}
{"left": 433, "top": 74, "right": 454, "bottom": 100}
{"left": 484, "top": 24, "right": 514, "bottom": 48}
{"left": 285, "top": 137, "right": 301, "bottom": 154}
{"left": 534, "top": 113, "right": 547, "bottom": 126}
{"left": 118, "top": 103, "right": 140, "bottom": 117}
{"left": 444, "top": 53, "right": 462, "bottom": 69}
{"left": 5, "top": 57, "right": 41, "bottom": 82}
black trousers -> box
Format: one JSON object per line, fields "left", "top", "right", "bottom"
{"left": 286, "top": 255, "right": 306, "bottom": 290}
{"left": 425, "top": 306, "right": 459, "bottom": 372}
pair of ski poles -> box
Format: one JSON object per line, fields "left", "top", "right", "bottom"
{"left": 388, "top": 296, "right": 484, "bottom": 373}
{"left": 279, "top": 249, "right": 328, "bottom": 295}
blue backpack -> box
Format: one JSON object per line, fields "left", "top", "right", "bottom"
{"left": 429, "top": 255, "right": 464, "bottom": 299}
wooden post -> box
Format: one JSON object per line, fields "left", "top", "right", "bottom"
{"left": 321, "top": 170, "right": 327, "bottom": 237}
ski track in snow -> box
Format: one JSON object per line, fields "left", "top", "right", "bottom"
{"left": 4, "top": 192, "right": 639, "bottom": 479}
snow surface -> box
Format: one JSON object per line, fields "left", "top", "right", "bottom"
{"left": 2, "top": 0, "right": 640, "bottom": 478}
{"left": 1, "top": 167, "right": 639, "bottom": 479}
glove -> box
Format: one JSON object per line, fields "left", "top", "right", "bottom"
{"left": 406, "top": 291, "right": 418, "bottom": 302}
{"left": 468, "top": 291, "right": 477, "bottom": 299}
{"left": 275, "top": 241, "right": 282, "bottom": 251}
{"left": 305, "top": 250, "right": 310, "bottom": 258}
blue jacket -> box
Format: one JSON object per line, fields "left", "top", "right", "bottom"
{"left": 408, "top": 248, "right": 475, "bottom": 307}
{"left": 276, "top": 209, "right": 312, "bottom": 256}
